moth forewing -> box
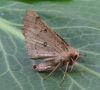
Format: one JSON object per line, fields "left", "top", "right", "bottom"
{"left": 22, "top": 9, "right": 81, "bottom": 85}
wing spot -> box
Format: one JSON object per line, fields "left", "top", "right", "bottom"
{"left": 35, "top": 44, "right": 36, "bottom": 49}
{"left": 35, "top": 16, "right": 40, "bottom": 24}
{"left": 36, "top": 16, "right": 40, "bottom": 18}
{"left": 35, "top": 43, "right": 38, "bottom": 54}
{"left": 44, "top": 29, "right": 47, "bottom": 32}
{"left": 43, "top": 42, "right": 47, "bottom": 47}
{"left": 40, "top": 30, "right": 42, "bottom": 32}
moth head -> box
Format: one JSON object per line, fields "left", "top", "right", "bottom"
{"left": 67, "top": 46, "right": 79, "bottom": 66}
{"left": 69, "top": 55, "right": 79, "bottom": 66}
{"left": 70, "top": 52, "right": 79, "bottom": 62}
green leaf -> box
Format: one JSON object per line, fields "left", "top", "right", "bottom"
{"left": 0, "top": 0, "right": 100, "bottom": 90}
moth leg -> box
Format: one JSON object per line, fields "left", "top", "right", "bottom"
{"left": 70, "top": 58, "right": 74, "bottom": 72}
{"left": 70, "top": 56, "right": 79, "bottom": 72}
{"left": 74, "top": 65, "right": 85, "bottom": 72}
{"left": 43, "top": 62, "right": 61, "bottom": 80}
{"left": 60, "top": 62, "right": 69, "bottom": 85}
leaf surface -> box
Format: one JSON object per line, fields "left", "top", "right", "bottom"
{"left": 0, "top": 0, "right": 100, "bottom": 90}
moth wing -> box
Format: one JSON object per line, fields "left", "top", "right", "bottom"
{"left": 22, "top": 9, "right": 69, "bottom": 60}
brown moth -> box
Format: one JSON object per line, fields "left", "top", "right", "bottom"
{"left": 22, "top": 9, "right": 85, "bottom": 85}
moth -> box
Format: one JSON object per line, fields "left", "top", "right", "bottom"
{"left": 22, "top": 9, "right": 85, "bottom": 85}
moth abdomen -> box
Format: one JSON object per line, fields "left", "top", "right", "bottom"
{"left": 32, "top": 60, "right": 59, "bottom": 71}
{"left": 33, "top": 64, "right": 54, "bottom": 71}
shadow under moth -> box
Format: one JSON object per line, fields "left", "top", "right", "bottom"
{"left": 21, "top": 9, "right": 85, "bottom": 85}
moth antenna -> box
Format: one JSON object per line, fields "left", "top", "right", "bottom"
{"left": 43, "top": 62, "right": 61, "bottom": 80}
{"left": 79, "top": 53, "right": 86, "bottom": 56}
{"left": 60, "top": 62, "right": 69, "bottom": 85}
{"left": 70, "top": 57, "right": 78, "bottom": 72}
